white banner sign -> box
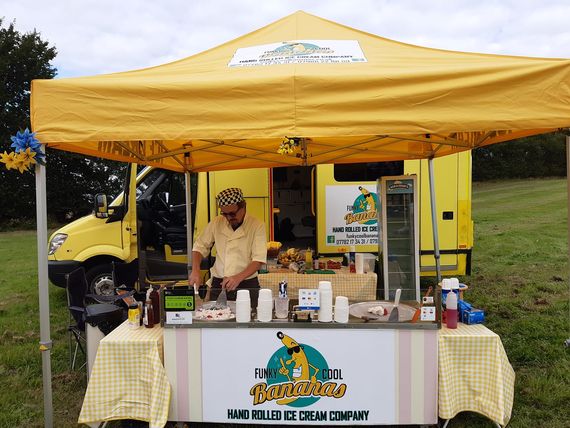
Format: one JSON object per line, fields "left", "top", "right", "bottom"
{"left": 325, "top": 184, "right": 379, "bottom": 247}
{"left": 201, "top": 329, "right": 396, "bottom": 424}
{"left": 228, "top": 40, "right": 367, "bottom": 67}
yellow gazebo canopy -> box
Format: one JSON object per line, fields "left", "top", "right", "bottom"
{"left": 31, "top": 10, "right": 570, "bottom": 172}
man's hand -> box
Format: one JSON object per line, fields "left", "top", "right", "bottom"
{"left": 221, "top": 274, "right": 243, "bottom": 291}
{"left": 188, "top": 271, "right": 202, "bottom": 288}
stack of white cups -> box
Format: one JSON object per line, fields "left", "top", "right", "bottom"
{"left": 257, "top": 288, "right": 273, "bottom": 322}
{"left": 334, "top": 296, "right": 349, "bottom": 323}
{"left": 235, "top": 290, "right": 251, "bottom": 323}
{"left": 318, "top": 281, "right": 333, "bottom": 322}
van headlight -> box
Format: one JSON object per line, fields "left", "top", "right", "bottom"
{"left": 48, "top": 233, "right": 68, "bottom": 255}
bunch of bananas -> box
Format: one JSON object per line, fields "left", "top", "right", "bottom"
{"left": 278, "top": 248, "right": 302, "bottom": 266}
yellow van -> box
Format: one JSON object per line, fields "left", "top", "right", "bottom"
{"left": 48, "top": 154, "right": 472, "bottom": 294}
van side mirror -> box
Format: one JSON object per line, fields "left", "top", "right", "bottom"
{"left": 94, "top": 193, "right": 108, "bottom": 218}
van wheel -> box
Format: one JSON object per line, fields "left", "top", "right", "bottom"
{"left": 86, "top": 264, "right": 115, "bottom": 297}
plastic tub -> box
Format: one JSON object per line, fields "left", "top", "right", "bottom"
{"left": 362, "top": 254, "right": 376, "bottom": 273}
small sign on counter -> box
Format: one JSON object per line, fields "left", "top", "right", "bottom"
{"left": 166, "top": 311, "right": 193, "bottom": 324}
{"left": 298, "top": 288, "right": 320, "bottom": 310}
{"left": 162, "top": 286, "right": 195, "bottom": 326}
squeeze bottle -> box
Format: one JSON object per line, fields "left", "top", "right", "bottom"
{"left": 349, "top": 246, "right": 356, "bottom": 273}
{"left": 144, "top": 299, "right": 155, "bottom": 328}
{"left": 446, "top": 291, "right": 458, "bottom": 329}
{"left": 305, "top": 248, "right": 313, "bottom": 265}
{"left": 149, "top": 286, "right": 161, "bottom": 322}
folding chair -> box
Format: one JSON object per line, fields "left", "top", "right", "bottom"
{"left": 66, "top": 267, "right": 134, "bottom": 370}
{"left": 65, "top": 267, "right": 89, "bottom": 370}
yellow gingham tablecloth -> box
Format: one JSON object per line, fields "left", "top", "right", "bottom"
{"left": 438, "top": 323, "right": 515, "bottom": 427}
{"left": 78, "top": 321, "right": 171, "bottom": 428}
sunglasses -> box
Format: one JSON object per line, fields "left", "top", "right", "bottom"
{"left": 287, "top": 345, "right": 301, "bottom": 355}
{"left": 220, "top": 206, "right": 243, "bottom": 218}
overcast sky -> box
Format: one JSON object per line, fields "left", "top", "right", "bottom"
{"left": 2, "top": 0, "right": 570, "bottom": 78}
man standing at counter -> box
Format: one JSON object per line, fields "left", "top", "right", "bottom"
{"left": 188, "top": 187, "right": 267, "bottom": 307}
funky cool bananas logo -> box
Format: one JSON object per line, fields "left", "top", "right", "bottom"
{"left": 249, "top": 332, "right": 347, "bottom": 407}
{"left": 260, "top": 42, "right": 333, "bottom": 59}
{"left": 344, "top": 186, "right": 379, "bottom": 225}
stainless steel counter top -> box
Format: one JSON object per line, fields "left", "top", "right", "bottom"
{"left": 163, "top": 317, "right": 439, "bottom": 330}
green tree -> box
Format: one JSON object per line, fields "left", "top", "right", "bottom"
{"left": 0, "top": 19, "right": 124, "bottom": 228}
{"left": 473, "top": 132, "right": 566, "bottom": 181}
{"left": 0, "top": 19, "right": 56, "bottom": 226}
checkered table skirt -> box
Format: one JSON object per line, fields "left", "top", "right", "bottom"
{"left": 78, "top": 321, "right": 170, "bottom": 428}
{"left": 438, "top": 323, "right": 515, "bottom": 426}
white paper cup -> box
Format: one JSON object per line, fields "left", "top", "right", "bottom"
{"left": 235, "top": 290, "right": 251, "bottom": 322}
{"left": 259, "top": 288, "right": 273, "bottom": 300}
{"left": 334, "top": 307, "right": 349, "bottom": 323}
{"left": 256, "top": 307, "right": 272, "bottom": 322}
{"left": 355, "top": 253, "right": 364, "bottom": 274}
{"left": 236, "top": 300, "right": 251, "bottom": 323}
{"left": 335, "top": 295, "right": 349, "bottom": 308}
{"left": 236, "top": 289, "right": 250, "bottom": 301}
{"left": 334, "top": 296, "right": 349, "bottom": 323}
{"left": 318, "top": 281, "right": 333, "bottom": 322}
{"left": 257, "top": 296, "right": 273, "bottom": 322}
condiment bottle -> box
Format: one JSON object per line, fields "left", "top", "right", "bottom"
{"left": 143, "top": 299, "right": 155, "bottom": 328}
{"left": 149, "top": 286, "right": 160, "bottom": 323}
{"left": 128, "top": 304, "right": 141, "bottom": 329}
{"left": 313, "top": 253, "right": 319, "bottom": 270}
{"left": 305, "top": 247, "right": 313, "bottom": 265}
{"left": 138, "top": 301, "right": 144, "bottom": 326}
{"left": 349, "top": 246, "right": 356, "bottom": 273}
{"left": 446, "top": 291, "right": 458, "bottom": 329}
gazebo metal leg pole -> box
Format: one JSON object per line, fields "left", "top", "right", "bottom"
{"left": 566, "top": 136, "right": 570, "bottom": 347}
{"left": 185, "top": 168, "right": 194, "bottom": 288}
{"left": 36, "top": 151, "right": 53, "bottom": 428}
{"left": 428, "top": 158, "right": 442, "bottom": 284}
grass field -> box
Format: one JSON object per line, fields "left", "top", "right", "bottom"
{"left": 0, "top": 178, "right": 568, "bottom": 427}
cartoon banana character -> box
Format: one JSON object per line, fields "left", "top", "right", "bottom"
{"left": 358, "top": 186, "right": 376, "bottom": 211}
{"left": 276, "top": 331, "right": 320, "bottom": 405}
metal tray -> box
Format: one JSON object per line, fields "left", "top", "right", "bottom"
{"left": 194, "top": 301, "right": 236, "bottom": 321}
{"left": 349, "top": 301, "right": 416, "bottom": 322}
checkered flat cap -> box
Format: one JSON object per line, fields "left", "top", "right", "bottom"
{"left": 217, "top": 187, "right": 244, "bottom": 207}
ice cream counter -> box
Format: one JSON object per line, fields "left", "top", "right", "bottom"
{"left": 78, "top": 320, "right": 514, "bottom": 427}
{"left": 164, "top": 321, "right": 439, "bottom": 426}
